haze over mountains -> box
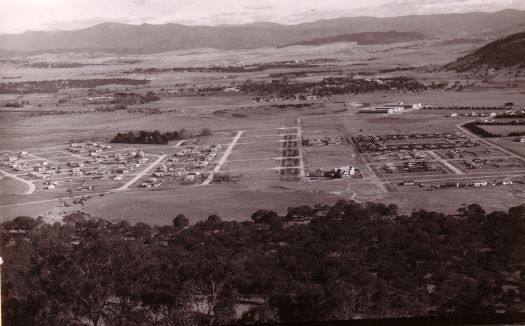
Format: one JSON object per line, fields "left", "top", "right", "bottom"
{"left": 1, "top": 9, "right": 525, "bottom": 54}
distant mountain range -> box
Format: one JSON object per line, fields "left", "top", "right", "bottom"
{"left": 1, "top": 9, "right": 525, "bottom": 54}
{"left": 280, "top": 31, "right": 427, "bottom": 47}
{"left": 446, "top": 32, "right": 525, "bottom": 72}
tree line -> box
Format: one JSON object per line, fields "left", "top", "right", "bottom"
{"left": 239, "top": 76, "right": 427, "bottom": 98}
{"left": 1, "top": 201, "right": 524, "bottom": 325}
{"left": 0, "top": 79, "right": 149, "bottom": 94}
{"left": 462, "top": 122, "right": 502, "bottom": 137}
{"left": 111, "top": 128, "right": 211, "bottom": 145}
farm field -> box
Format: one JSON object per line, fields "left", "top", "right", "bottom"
{"left": 479, "top": 124, "right": 525, "bottom": 135}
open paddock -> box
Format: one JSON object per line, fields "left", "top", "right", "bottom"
{"left": 302, "top": 114, "right": 461, "bottom": 141}
{"left": 303, "top": 145, "right": 358, "bottom": 170}
{"left": 491, "top": 137, "right": 525, "bottom": 158}
{"left": 0, "top": 176, "right": 29, "bottom": 195}
{"left": 237, "top": 134, "right": 283, "bottom": 144}
{"left": 228, "top": 141, "right": 281, "bottom": 161}
{"left": 478, "top": 124, "right": 525, "bottom": 136}
{"left": 220, "top": 158, "right": 279, "bottom": 171}
{"left": 214, "top": 169, "right": 283, "bottom": 186}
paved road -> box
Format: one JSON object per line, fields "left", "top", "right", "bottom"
{"left": 0, "top": 168, "right": 36, "bottom": 195}
{"left": 427, "top": 150, "right": 464, "bottom": 175}
{"left": 114, "top": 155, "right": 166, "bottom": 191}
{"left": 295, "top": 121, "right": 306, "bottom": 179}
{"left": 202, "top": 131, "right": 244, "bottom": 185}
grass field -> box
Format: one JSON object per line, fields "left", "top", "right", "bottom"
{"left": 479, "top": 124, "right": 525, "bottom": 136}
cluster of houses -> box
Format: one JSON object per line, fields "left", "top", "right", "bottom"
{"left": 67, "top": 143, "right": 150, "bottom": 178}
{"left": 371, "top": 150, "right": 425, "bottom": 161}
{"left": 308, "top": 165, "right": 356, "bottom": 179}
{"left": 105, "top": 73, "right": 151, "bottom": 80}
{"left": 142, "top": 145, "right": 221, "bottom": 187}
{"left": 2, "top": 142, "right": 157, "bottom": 191}
{"left": 358, "top": 102, "right": 422, "bottom": 114}
{"left": 68, "top": 142, "right": 112, "bottom": 156}
{"left": 303, "top": 136, "right": 344, "bottom": 147}
{"left": 461, "top": 158, "right": 520, "bottom": 170}
{"left": 404, "top": 179, "right": 514, "bottom": 189}
{"left": 253, "top": 95, "right": 327, "bottom": 103}
{"left": 82, "top": 96, "right": 116, "bottom": 104}
{"left": 1, "top": 150, "right": 103, "bottom": 181}
{"left": 448, "top": 112, "right": 498, "bottom": 118}
{"left": 352, "top": 133, "right": 478, "bottom": 153}
{"left": 2, "top": 151, "right": 29, "bottom": 172}
{"left": 382, "top": 161, "right": 437, "bottom": 173}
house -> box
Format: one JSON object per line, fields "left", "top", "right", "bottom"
{"left": 183, "top": 175, "right": 195, "bottom": 184}
{"left": 473, "top": 181, "right": 488, "bottom": 187}
{"left": 339, "top": 165, "right": 355, "bottom": 177}
{"left": 314, "top": 168, "right": 324, "bottom": 177}
{"left": 517, "top": 137, "right": 525, "bottom": 143}
{"left": 308, "top": 139, "right": 324, "bottom": 146}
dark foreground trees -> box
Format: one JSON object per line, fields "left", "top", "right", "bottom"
{"left": 1, "top": 202, "right": 525, "bottom": 325}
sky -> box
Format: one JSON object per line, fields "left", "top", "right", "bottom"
{"left": 1, "top": 0, "right": 525, "bottom": 34}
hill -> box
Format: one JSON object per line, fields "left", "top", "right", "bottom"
{"left": 446, "top": 32, "right": 525, "bottom": 72}
{"left": 280, "top": 31, "right": 426, "bottom": 47}
{"left": 0, "top": 9, "right": 525, "bottom": 53}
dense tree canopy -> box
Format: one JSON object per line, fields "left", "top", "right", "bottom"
{"left": 1, "top": 201, "right": 525, "bottom": 325}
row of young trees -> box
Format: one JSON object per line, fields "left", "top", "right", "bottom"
{"left": 1, "top": 201, "right": 524, "bottom": 325}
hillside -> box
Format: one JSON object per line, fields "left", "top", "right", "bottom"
{"left": 446, "top": 32, "right": 525, "bottom": 72}
{"left": 0, "top": 9, "right": 525, "bottom": 53}
{"left": 280, "top": 31, "right": 426, "bottom": 47}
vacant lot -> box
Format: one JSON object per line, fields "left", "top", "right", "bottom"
{"left": 479, "top": 124, "right": 525, "bottom": 136}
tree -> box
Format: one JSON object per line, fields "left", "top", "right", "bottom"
{"left": 206, "top": 214, "right": 222, "bottom": 226}
{"left": 251, "top": 209, "right": 284, "bottom": 231}
{"left": 200, "top": 128, "right": 212, "bottom": 136}
{"left": 173, "top": 214, "right": 189, "bottom": 228}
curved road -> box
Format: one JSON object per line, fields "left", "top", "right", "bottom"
{"left": 0, "top": 168, "right": 36, "bottom": 195}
